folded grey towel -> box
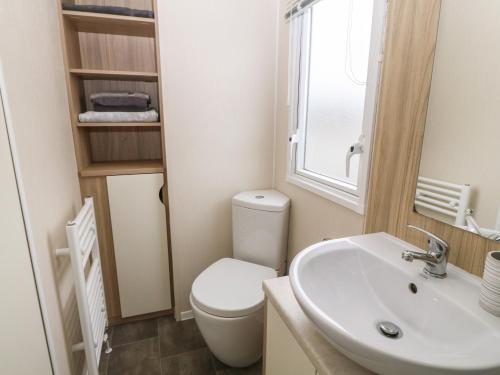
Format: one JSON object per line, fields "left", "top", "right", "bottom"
{"left": 79, "top": 109, "right": 159, "bottom": 123}
{"left": 93, "top": 103, "right": 150, "bottom": 112}
{"left": 62, "top": 3, "right": 154, "bottom": 18}
{"left": 90, "top": 92, "right": 150, "bottom": 100}
{"left": 90, "top": 92, "right": 150, "bottom": 108}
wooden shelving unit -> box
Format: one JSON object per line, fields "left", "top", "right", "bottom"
{"left": 57, "top": 0, "right": 173, "bottom": 324}
{"left": 58, "top": 1, "right": 164, "bottom": 177}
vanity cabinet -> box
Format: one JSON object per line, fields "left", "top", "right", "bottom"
{"left": 107, "top": 173, "right": 172, "bottom": 317}
{"left": 265, "top": 302, "right": 318, "bottom": 375}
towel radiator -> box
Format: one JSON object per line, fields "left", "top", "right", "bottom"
{"left": 56, "top": 197, "right": 111, "bottom": 375}
{"left": 415, "top": 176, "right": 471, "bottom": 226}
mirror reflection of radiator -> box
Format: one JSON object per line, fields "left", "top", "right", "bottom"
{"left": 415, "top": 176, "right": 471, "bottom": 226}
{"left": 56, "top": 197, "right": 111, "bottom": 375}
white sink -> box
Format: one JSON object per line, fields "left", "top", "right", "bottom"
{"left": 289, "top": 232, "right": 500, "bottom": 375}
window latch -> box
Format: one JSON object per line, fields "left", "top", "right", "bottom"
{"left": 346, "top": 138, "right": 364, "bottom": 178}
{"left": 289, "top": 133, "right": 299, "bottom": 157}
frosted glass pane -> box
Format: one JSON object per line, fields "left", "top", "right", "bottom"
{"left": 303, "top": 0, "right": 374, "bottom": 186}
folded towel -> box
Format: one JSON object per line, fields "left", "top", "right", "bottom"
{"left": 62, "top": 3, "right": 154, "bottom": 18}
{"left": 79, "top": 109, "right": 159, "bottom": 123}
{"left": 93, "top": 103, "right": 150, "bottom": 112}
{"left": 90, "top": 92, "right": 150, "bottom": 108}
{"left": 90, "top": 92, "right": 150, "bottom": 101}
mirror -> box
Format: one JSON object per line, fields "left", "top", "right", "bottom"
{"left": 414, "top": 0, "right": 500, "bottom": 243}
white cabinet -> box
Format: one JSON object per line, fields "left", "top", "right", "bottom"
{"left": 107, "top": 173, "right": 172, "bottom": 317}
{"left": 265, "top": 302, "right": 317, "bottom": 375}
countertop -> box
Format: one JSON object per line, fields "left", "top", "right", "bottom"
{"left": 263, "top": 276, "right": 373, "bottom": 375}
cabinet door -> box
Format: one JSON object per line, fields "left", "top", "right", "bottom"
{"left": 265, "top": 302, "right": 316, "bottom": 375}
{"left": 107, "top": 173, "right": 172, "bottom": 317}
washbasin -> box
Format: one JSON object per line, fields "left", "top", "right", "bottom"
{"left": 289, "top": 232, "right": 500, "bottom": 375}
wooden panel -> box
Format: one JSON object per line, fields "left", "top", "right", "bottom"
{"left": 89, "top": 127, "right": 162, "bottom": 162}
{"left": 80, "top": 160, "right": 164, "bottom": 177}
{"left": 79, "top": 33, "right": 156, "bottom": 72}
{"left": 264, "top": 302, "right": 316, "bottom": 375}
{"left": 62, "top": 10, "right": 155, "bottom": 37}
{"left": 364, "top": 0, "right": 500, "bottom": 277}
{"left": 79, "top": 177, "right": 121, "bottom": 320}
{"left": 70, "top": 68, "right": 158, "bottom": 81}
{"left": 107, "top": 173, "right": 172, "bottom": 317}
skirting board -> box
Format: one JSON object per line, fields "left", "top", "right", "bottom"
{"left": 180, "top": 310, "right": 193, "bottom": 321}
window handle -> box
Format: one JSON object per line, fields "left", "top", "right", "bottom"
{"left": 289, "top": 133, "right": 298, "bottom": 156}
{"left": 346, "top": 141, "right": 363, "bottom": 177}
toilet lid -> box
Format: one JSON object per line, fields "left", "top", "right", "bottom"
{"left": 191, "top": 258, "right": 277, "bottom": 318}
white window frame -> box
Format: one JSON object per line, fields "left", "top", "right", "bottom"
{"left": 287, "top": 0, "right": 387, "bottom": 214}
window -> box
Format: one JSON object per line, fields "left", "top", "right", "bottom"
{"left": 287, "top": 0, "right": 386, "bottom": 213}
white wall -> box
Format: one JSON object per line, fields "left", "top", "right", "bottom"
{"left": 0, "top": 1, "right": 84, "bottom": 373}
{"left": 274, "top": 0, "right": 364, "bottom": 261}
{"left": 419, "top": 0, "right": 500, "bottom": 229}
{"left": 157, "top": 1, "right": 279, "bottom": 315}
{"left": 0, "top": 91, "right": 52, "bottom": 375}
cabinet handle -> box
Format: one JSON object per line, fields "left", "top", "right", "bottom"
{"left": 159, "top": 186, "right": 164, "bottom": 204}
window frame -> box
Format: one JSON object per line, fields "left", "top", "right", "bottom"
{"left": 287, "top": 0, "right": 387, "bottom": 214}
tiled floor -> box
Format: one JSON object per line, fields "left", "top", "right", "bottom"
{"left": 99, "top": 316, "right": 262, "bottom": 375}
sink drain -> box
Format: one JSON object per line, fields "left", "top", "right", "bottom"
{"left": 376, "top": 321, "right": 402, "bottom": 339}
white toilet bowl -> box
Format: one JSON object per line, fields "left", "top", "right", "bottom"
{"left": 190, "top": 258, "right": 276, "bottom": 367}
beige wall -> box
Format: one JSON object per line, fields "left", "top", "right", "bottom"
{"left": 419, "top": 0, "right": 500, "bottom": 229}
{"left": 157, "top": 0, "right": 278, "bottom": 315}
{"left": 0, "top": 1, "right": 84, "bottom": 373}
{"left": 274, "top": 0, "right": 364, "bottom": 262}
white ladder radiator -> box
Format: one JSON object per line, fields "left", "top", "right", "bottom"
{"left": 56, "top": 197, "right": 111, "bottom": 375}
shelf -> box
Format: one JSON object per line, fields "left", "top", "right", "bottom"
{"left": 80, "top": 160, "right": 164, "bottom": 177}
{"left": 77, "top": 122, "right": 161, "bottom": 128}
{"left": 63, "top": 10, "right": 155, "bottom": 37}
{"left": 70, "top": 68, "right": 158, "bottom": 82}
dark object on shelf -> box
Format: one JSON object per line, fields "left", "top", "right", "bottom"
{"left": 93, "top": 104, "right": 150, "bottom": 112}
{"left": 90, "top": 92, "right": 151, "bottom": 109}
{"left": 62, "top": 3, "right": 154, "bottom": 19}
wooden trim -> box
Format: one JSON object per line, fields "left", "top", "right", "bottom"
{"left": 364, "top": 0, "right": 500, "bottom": 277}
{"left": 262, "top": 299, "right": 268, "bottom": 375}
{"left": 153, "top": 0, "right": 176, "bottom": 312}
{"left": 79, "top": 177, "right": 122, "bottom": 320}
{"left": 69, "top": 68, "right": 158, "bottom": 81}
{"left": 62, "top": 10, "right": 155, "bottom": 38}
{"left": 80, "top": 160, "right": 164, "bottom": 177}
{"left": 108, "top": 308, "right": 174, "bottom": 327}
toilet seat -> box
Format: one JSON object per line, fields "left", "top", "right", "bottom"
{"left": 191, "top": 258, "right": 277, "bottom": 318}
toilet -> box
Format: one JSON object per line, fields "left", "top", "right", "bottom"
{"left": 190, "top": 189, "right": 290, "bottom": 367}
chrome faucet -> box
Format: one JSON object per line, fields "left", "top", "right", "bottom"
{"left": 401, "top": 225, "right": 449, "bottom": 278}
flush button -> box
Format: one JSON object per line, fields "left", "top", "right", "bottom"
{"left": 255, "top": 195, "right": 265, "bottom": 199}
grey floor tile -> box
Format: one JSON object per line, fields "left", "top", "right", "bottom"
{"left": 108, "top": 337, "right": 161, "bottom": 375}
{"left": 99, "top": 350, "right": 110, "bottom": 375}
{"left": 111, "top": 318, "right": 158, "bottom": 347}
{"left": 161, "top": 348, "right": 215, "bottom": 375}
{"left": 211, "top": 354, "right": 262, "bottom": 375}
{"left": 99, "top": 329, "right": 113, "bottom": 374}
{"left": 158, "top": 316, "right": 206, "bottom": 357}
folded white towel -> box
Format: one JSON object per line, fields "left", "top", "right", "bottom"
{"left": 78, "top": 109, "right": 159, "bottom": 123}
